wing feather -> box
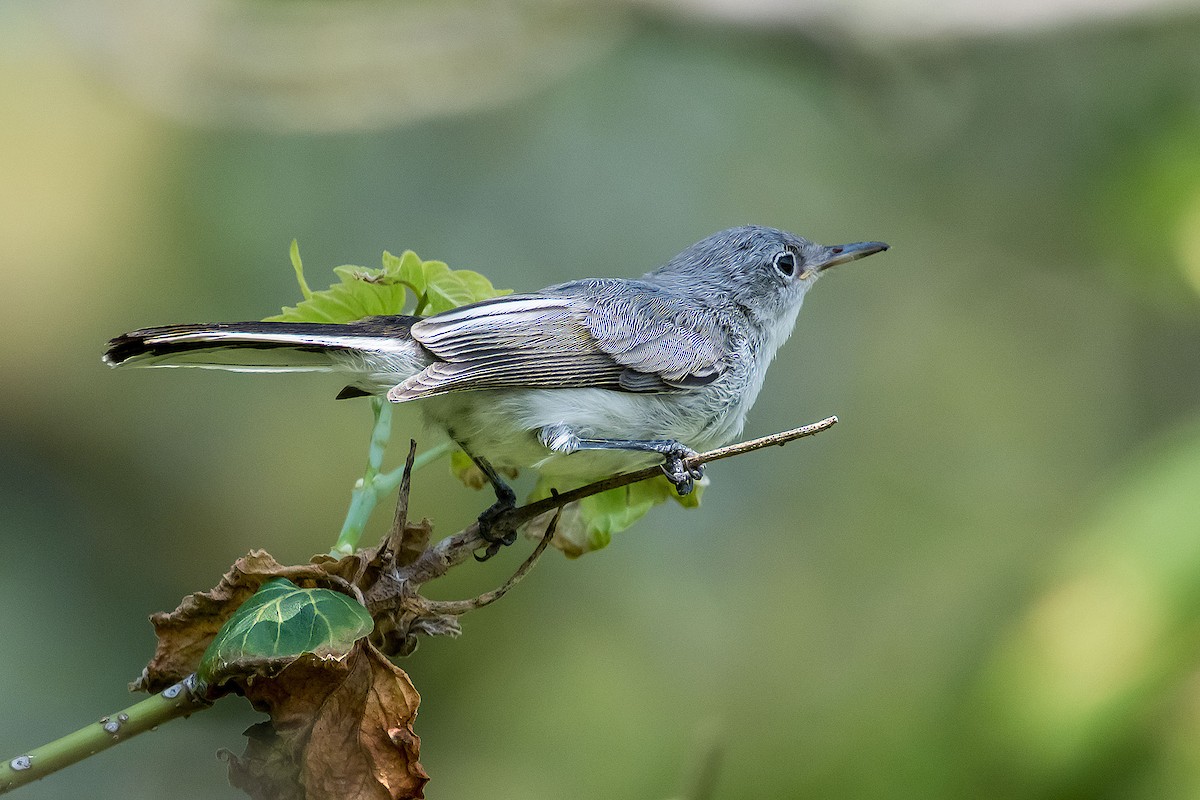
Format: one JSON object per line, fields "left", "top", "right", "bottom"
{"left": 583, "top": 283, "right": 728, "bottom": 383}
{"left": 387, "top": 283, "right": 731, "bottom": 401}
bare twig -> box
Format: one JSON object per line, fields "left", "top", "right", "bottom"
{"left": 403, "top": 416, "right": 838, "bottom": 585}
{"left": 508, "top": 415, "right": 838, "bottom": 528}
{"left": 686, "top": 416, "right": 838, "bottom": 464}
{"left": 425, "top": 502, "right": 561, "bottom": 616}
{"left": 402, "top": 527, "right": 483, "bottom": 585}
{"left": 379, "top": 439, "right": 421, "bottom": 567}
{"left": 388, "top": 440, "right": 418, "bottom": 542}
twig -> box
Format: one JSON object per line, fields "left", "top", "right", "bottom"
{"left": 404, "top": 416, "right": 838, "bottom": 584}
{"left": 390, "top": 440, "right": 418, "bottom": 537}
{"left": 332, "top": 407, "right": 450, "bottom": 558}
{"left": 378, "top": 439, "right": 418, "bottom": 566}
{"left": 686, "top": 416, "right": 838, "bottom": 464}
{"left": 509, "top": 416, "right": 838, "bottom": 527}
{"left": 425, "top": 504, "right": 561, "bottom": 616}
{"left": 375, "top": 440, "right": 452, "bottom": 496}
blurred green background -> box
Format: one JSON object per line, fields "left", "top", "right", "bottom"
{"left": 3, "top": 1, "right": 1200, "bottom": 798}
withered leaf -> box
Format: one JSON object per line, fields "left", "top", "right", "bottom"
{"left": 223, "top": 642, "right": 428, "bottom": 800}
{"left": 133, "top": 550, "right": 365, "bottom": 693}
{"left": 133, "top": 551, "right": 292, "bottom": 692}
{"left": 393, "top": 519, "right": 432, "bottom": 569}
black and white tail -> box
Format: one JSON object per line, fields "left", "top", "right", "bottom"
{"left": 103, "top": 317, "right": 428, "bottom": 396}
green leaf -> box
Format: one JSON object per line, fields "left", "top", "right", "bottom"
{"left": 387, "top": 249, "right": 428, "bottom": 298}
{"left": 526, "top": 474, "right": 707, "bottom": 557}
{"left": 198, "top": 578, "right": 373, "bottom": 687}
{"left": 289, "top": 239, "right": 313, "bottom": 300}
{"left": 267, "top": 263, "right": 411, "bottom": 323}
{"left": 422, "top": 265, "right": 510, "bottom": 315}
{"left": 265, "top": 246, "right": 509, "bottom": 323}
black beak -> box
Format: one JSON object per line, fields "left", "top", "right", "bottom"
{"left": 812, "top": 241, "right": 889, "bottom": 272}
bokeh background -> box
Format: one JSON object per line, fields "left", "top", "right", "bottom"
{"left": 3, "top": 0, "right": 1200, "bottom": 798}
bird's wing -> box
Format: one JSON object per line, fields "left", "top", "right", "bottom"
{"left": 582, "top": 284, "right": 727, "bottom": 386}
{"left": 388, "top": 283, "right": 730, "bottom": 402}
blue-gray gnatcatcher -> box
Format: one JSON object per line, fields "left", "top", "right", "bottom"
{"left": 105, "top": 226, "right": 887, "bottom": 549}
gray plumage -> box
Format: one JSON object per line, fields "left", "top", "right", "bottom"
{"left": 105, "top": 226, "right": 887, "bottom": 492}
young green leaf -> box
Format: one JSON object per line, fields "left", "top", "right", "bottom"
{"left": 197, "top": 578, "right": 373, "bottom": 688}
{"left": 422, "top": 264, "right": 511, "bottom": 315}
{"left": 289, "top": 239, "right": 313, "bottom": 300}
{"left": 384, "top": 249, "right": 428, "bottom": 298}
{"left": 267, "top": 263, "right": 412, "bottom": 324}
{"left": 267, "top": 246, "right": 509, "bottom": 323}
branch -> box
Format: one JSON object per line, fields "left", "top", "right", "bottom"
{"left": 0, "top": 677, "right": 210, "bottom": 794}
{"left": 378, "top": 439, "right": 420, "bottom": 567}
{"left": 514, "top": 415, "right": 839, "bottom": 526}
{"left": 424, "top": 504, "right": 560, "bottom": 616}
{"left": 403, "top": 416, "right": 838, "bottom": 584}
{"left": 0, "top": 417, "right": 837, "bottom": 792}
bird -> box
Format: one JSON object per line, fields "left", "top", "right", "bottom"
{"left": 105, "top": 226, "right": 887, "bottom": 550}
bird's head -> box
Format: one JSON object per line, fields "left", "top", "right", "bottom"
{"left": 648, "top": 225, "right": 889, "bottom": 327}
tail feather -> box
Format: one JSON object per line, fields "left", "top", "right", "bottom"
{"left": 103, "top": 318, "right": 426, "bottom": 393}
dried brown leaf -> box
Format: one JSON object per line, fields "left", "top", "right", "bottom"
{"left": 223, "top": 642, "right": 428, "bottom": 800}
{"left": 394, "top": 519, "right": 432, "bottom": 569}
{"left": 218, "top": 723, "right": 302, "bottom": 800}
{"left": 133, "top": 550, "right": 292, "bottom": 692}
{"left": 133, "top": 550, "right": 371, "bottom": 693}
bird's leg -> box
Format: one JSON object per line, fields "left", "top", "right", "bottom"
{"left": 461, "top": 448, "right": 518, "bottom": 562}
{"left": 539, "top": 424, "right": 704, "bottom": 496}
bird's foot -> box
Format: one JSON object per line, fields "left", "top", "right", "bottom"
{"left": 474, "top": 497, "right": 518, "bottom": 562}
{"left": 660, "top": 443, "right": 704, "bottom": 496}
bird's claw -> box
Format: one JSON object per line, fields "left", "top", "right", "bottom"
{"left": 474, "top": 501, "right": 518, "bottom": 562}
{"left": 661, "top": 445, "right": 703, "bottom": 496}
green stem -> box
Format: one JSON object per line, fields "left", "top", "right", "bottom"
{"left": 0, "top": 677, "right": 210, "bottom": 794}
{"left": 376, "top": 440, "right": 451, "bottom": 495}
{"left": 329, "top": 402, "right": 453, "bottom": 557}
{"left": 331, "top": 399, "right": 390, "bottom": 556}
{"left": 365, "top": 398, "right": 393, "bottom": 475}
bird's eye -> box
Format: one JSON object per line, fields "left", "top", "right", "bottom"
{"left": 773, "top": 251, "right": 797, "bottom": 277}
